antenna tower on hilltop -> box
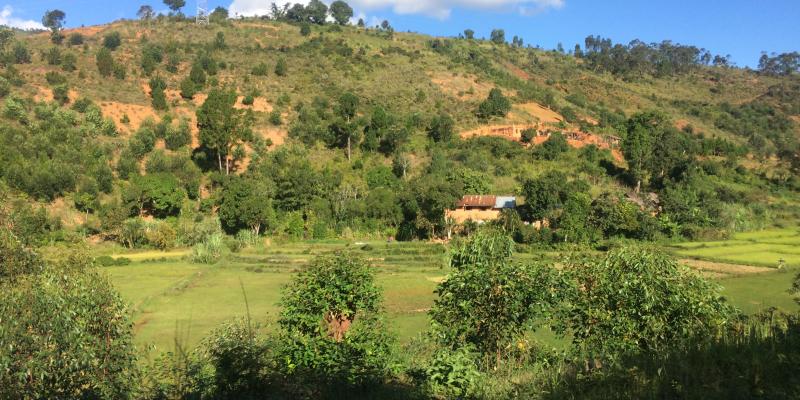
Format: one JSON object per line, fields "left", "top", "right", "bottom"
{"left": 196, "top": 0, "right": 209, "bottom": 25}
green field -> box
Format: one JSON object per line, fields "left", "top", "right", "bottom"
{"left": 671, "top": 229, "right": 800, "bottom": 314}
{"left": 102, "top": 231, "right": 800, "bottom": 357}
{"left": 103, "top": 240, "right": 453, "bottom": 356}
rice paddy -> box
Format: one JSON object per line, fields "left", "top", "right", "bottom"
{"left": 100, "top": 230, "right": 800, "bottom": 358}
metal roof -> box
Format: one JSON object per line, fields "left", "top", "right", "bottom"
{"left": 456, "top": 195, "right": 497, "bottom": 208}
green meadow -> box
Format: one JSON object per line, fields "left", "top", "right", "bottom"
{"left": 101, "top": 231, "right": 800, "bottom": 357}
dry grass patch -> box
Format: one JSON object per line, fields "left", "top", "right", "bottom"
{"left": 430, "top": 71, "right": 493, "bottom": 101}
{"left": 99, "top": 101, "right": 159, "bottom": 134}
{"left": 681, "top": 259, "right": 774, "bottom": 277}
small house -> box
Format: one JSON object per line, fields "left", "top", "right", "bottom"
{"left": 446, "top": 195, "right": 517, "bottom": 225}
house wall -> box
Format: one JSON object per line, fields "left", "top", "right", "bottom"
{"left": 445, "top": 209, "right": 501, "bottom": 224}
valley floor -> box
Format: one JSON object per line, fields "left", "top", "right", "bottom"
{"left": 96, "top": 230, "right": 800, "bottom": 358}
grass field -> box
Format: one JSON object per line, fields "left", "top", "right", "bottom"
{"left": 102, "top": 240, "right": 454, "bottom": 357}
{"left": 100, "top": 231, "right": 800, "bottom": 358}
{"left": 672, "top": 229, "right": 800, "bottom": 314}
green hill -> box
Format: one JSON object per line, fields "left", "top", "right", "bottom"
{"left": 1, "top": 15, "right": 799, "bottom": 245}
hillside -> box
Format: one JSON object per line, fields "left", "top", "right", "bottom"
{"left": 1, "top": 15, "right": 799, "bottom": 245}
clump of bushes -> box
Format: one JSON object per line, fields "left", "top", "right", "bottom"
{"left": 95, "top": 255, "right": 132, "bottom": 267}
{"left": 191, "top": 233, "right": 223, "bottom": 264}
{"left": 251, "top": 62, "right": 269, "bottom": 76}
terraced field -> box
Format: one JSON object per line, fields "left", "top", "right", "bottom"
{"left": 673, "top": 229, "right": 800, "bottom": 269}
{"left": 100, "top": 232, "right": 800, "bottom": 357}
{"left": 672, "top": 229, "right": 800, "bottom": 314}
{"left": 102, "top": 240, "right": 454, "bottom": 355}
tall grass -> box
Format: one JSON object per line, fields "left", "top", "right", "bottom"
{"left": 191, "top": 233, "right": 223, "bottom": 264}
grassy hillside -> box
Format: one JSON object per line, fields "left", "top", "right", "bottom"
{"left": 4, "top": 18, "right": 800, "bottom": 241}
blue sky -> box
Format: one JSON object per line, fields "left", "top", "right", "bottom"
{"left": 3, "top": 0, "right": 798, "bottom": 67}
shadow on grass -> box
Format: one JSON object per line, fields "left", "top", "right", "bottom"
{"left": 533, "top": 310, "right": 800, "bottom": 400}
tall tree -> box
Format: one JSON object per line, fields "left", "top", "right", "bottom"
{"left": 218, "top": 177, "right": 276, "bottom": 235}
{"left": 42, "top": 9, "right": 65, "bottom": 43}
{"left": 335, "top": 92, "right": 359, "bottom": 161}
{"left": 427, "top": 114, "right": 455, "bottom": 143}
{"left": 305, "top": 0, "right": 328, "bottom": 24}
{"left": 329, "top": 1, "right": 353, "bottom": 25}
{"left": 42, "top": 9, "right": 66, "bottom": 31}
{"left": 430, "top": 230, "right": 561, "bottom": 366}
{"left": 463, "top": 29, "right": 475, "bottom": 39}
{"left": 162, "top": 0, "right": 185, "bottom": 14}
{"left": 490, "top": 29, "right": 505, "bottom": 45}
{"left": 197, "top": 88, "right": 254, "bottom": 175}
{"left": 137, "top": 5, "right": 155, "bottom": 21}
{"left": 623, "top": 111, "right": 666, "bottom": 192}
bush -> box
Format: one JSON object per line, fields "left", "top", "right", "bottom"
{"left": 95, "top": 255, "right": 132, "bottom": 267}
{"left": 274, "top": 58, "right": 287, "bottom": 77}
{"left": 0, "top": 77, "right": 9, "bottom": 98}
{"left": 164, "top": 119, "right": 192, "bottom": 150}
{"left": 67, "top": 33, "right": 84, "bottom": 46}
{"left": 251, "top": 62, "right": 269, "bottom": 76}
{"left": 113, "top": 63, "right": 126, "bottom": 80}
{"left": 12, "top": 43, "right": 31, "bottom": 64}
{"left": 555, "top": 247, "right": 735, "bottom": 358}
{"left": 179, "top": 77, "right": 196, "bottom": 99}
{"left": 242, "top": 94, "right": 254, "bottom": 105}
{"left": 45, "top": 71, "right": 67, "bottom": 86}
{"left": 96, "top": 48, "right": 114, "bottom": 77}
{"left": 52, "top": 84, "right": 70, "bottom": 105}
{"left": 278, "top": 252, "right": 394, "bottom": 388}
{"left": 61, "top": 53, "right": 77, "bottom": 72}
{"left": 44, "top": 47, "right": 61, "bottom": 65}
{"left": 176, "top": 216, "right": 222, "bottom": 246}
{"left": 145, "top": 221, "right": 177, "bottom": 250}
{"left": 269, "top": 109, "right": 281, "bottom": 125}
{"left": 476, "top": 88, "right": 511, "bottom": 120}
{"left": 103, "top": 32, "right": 122, "bottom": 50}
{"left": 191, "top": 233, "right": 223, "bottom": 264}
{"left": 0, "top": 250, "right": 137, "bottom": 399}
{"left": 425, "top": 347, "right": 482, "bottom": 398}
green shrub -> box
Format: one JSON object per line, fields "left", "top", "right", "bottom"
{"left": 274, "top": 58, "right": 287, "bottom": 77}
{"left": 61, "top": 53, "right": 77, "bottom": 72}
{"left": 0, "top": 77, "right": 9, "bottom": 98}
{"left": 179, "top": 77, "right": 196, "bottom": 99}
{"left": 103, "top": 32, "right": 122, "bottom": 50}
{"left": 425, "top": 347, "right": 482, "bottom": 398}
{"left": 242, "top": 94, "right": 254, "bottom": 105}
{"left": 67, "top": 33, "right": 84, "bottom": 46}
{"left": 278, "top": 252, "right": 394, "bottom": 388}
{"left": 44, "top": 47, "right": 61, "bottom": 65}
{"left": 251, "top": 62, "right": 269, "bottom": 76}
{"left": 0, "top": 250, "right": 137, "bottom": 399}
{"left": 191, "top": 233, "right": 223, "bottom": 264}
{"left": 12, "top": 43, "right": 31, "bottom": 64}
{"left": 45, "top": 71, "right": 67, "bottom": 86}
{"left": 113, "top": 63, "right": 126, "bottom": 80}
{"left": 96, "top": 48, "right": 114, "bottom": 77}
{"left": 269, "top": 109, "right": 281, "bottom": 125}
{"left": 164, "top": 119, "right": 192, "bottom": 150}
{"left": 95, "top": 255, "right": 132, "bottom": 267}
{"left": 52, "top": 84, "right": 70, "bottom": 105}
{"left": 145, "top": 221, "right": 177, "bottom": 250}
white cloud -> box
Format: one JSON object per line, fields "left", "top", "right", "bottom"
{"left": 229, "top": 0, "right": 274, "bottom": 18}
{"left": 0, "top": 5, "right": 45, "bottom": 30}
{"left": 229, "top": 0, "right": 564, "bottom": 20}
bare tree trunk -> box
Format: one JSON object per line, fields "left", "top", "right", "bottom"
{"left": 347, "top": 135, "right": 351, "bottom": 161}
{"left": 217, "top": 153, "right": 223, "bottom": 173}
